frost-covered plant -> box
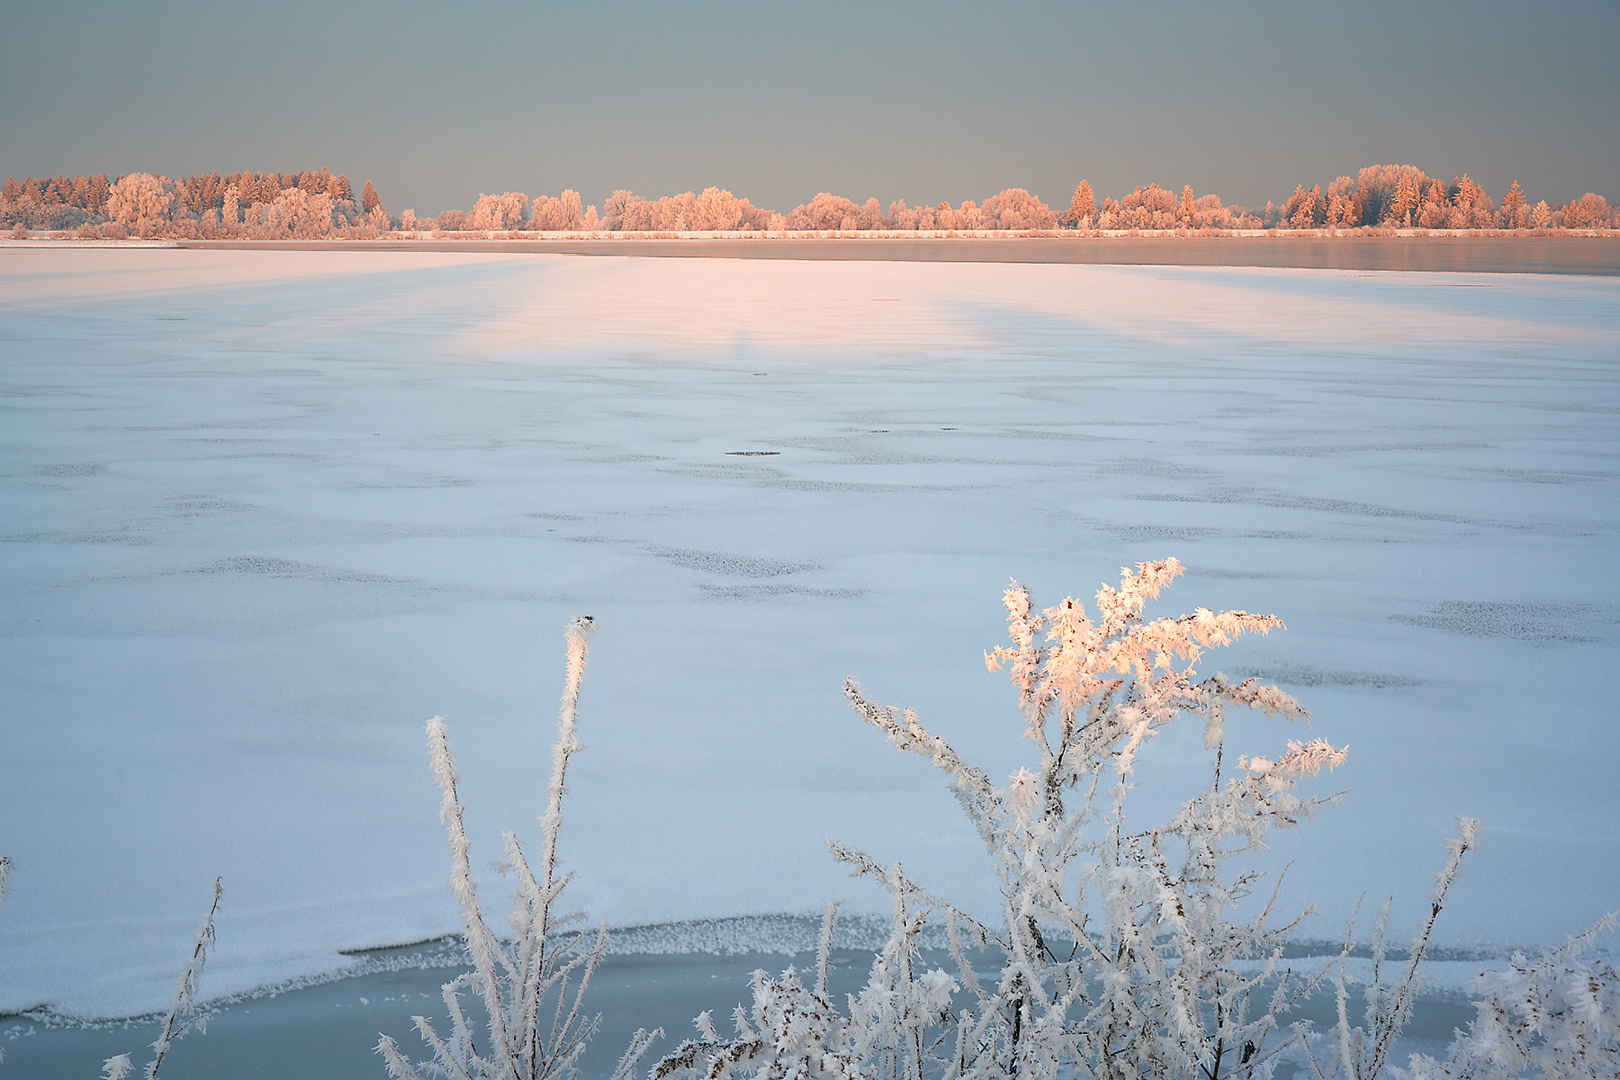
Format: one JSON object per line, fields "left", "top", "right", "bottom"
{"left": 379, "top": 617, "right": 660, "bottom": 1080}
{"left": 659, "top": 558, "right": 1342, "bottom": 1080}
{"left": 0, "top": 857, "right": 7, "bottom": 1067}
{"left": 98, "top": 877, "right": 223, "bottom": 1080}
{"left": 1405, "top": 915, "right": 1619, "bottom": 1080}
{"left": 141, "top": 877, "right": 223, "bottom": 1079}
{"left": 1294, "top": 825, "right": 1483, "bottom": 1080}
{"left": 655, "top": 559, "right": 1613, "bottom": 1080}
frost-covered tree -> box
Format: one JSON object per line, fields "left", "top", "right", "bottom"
{"left": 531, "top": 190, "right": 585, "bottom": 231}
{"left": 362, "top": 180, "right": 382, "bottom": 213}
{"left": 1114, "top": 183, "right": 1181, "bottom": 229}
{"left": 219, "top": 185, "right": 240, "bottom": 235}
{"left": 687, "top": 186, "right": 744, "bottom": 231}
{"left": 1500, "top": 181, "right": 1527, "bottom": 229}
{"left": 786, "top": 192, "right": 863, "bottom": 231}
{"left": 244, "top": 187, "right": 335, "bottom": 239}
{"left": 1445, "top": 175, "right": 1494, "bottom": 229}
{"left": 106, "top": 173, "right": 176, "bottom": 232}
{"left": 1560, "top": 192, "right": 1615, "bottom": 229}
{"left": 469, "top": 191, "right": 529, "bottom": 231}
{"left": 980, "top": 188, "right": 1058, "bottom": 230}
{"left": 1286, "top": 184, "right": 1326, "bottom": 228}
{"left": 1063, "top": 181, "right": 1095, "bottom": 228}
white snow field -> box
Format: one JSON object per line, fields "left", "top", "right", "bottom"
{"left": 1, "top": 248, "right": 1617, "bottom": 1020}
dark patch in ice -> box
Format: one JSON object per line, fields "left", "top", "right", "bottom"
{"left": 1523, "top": 401, "right": 1620, "bottom": 416}
{"left": 33, "top": 462, "right": 107, "bottom": 477}
{"left": 1138, "top": 488, "right": 1480, "bottom": 525}
{"left": 1235, "top": 665, "right": 1424, "bottom": 690}
{"left": 653, "top": 548, "right": 815, "bottom": 579}
{"left": 354, "top": 474, "right": 479, "bottom": 489}
{"left": 1106, "top": 524, "right": 1217, "bottom": 542}
{"left": 190, "top": 557, "right": 408, "bottom": 585}
{"left": 1257, "top": 493, "right": 1472, "bottom": 522}
{"left": 162, "top": 494, "right": 256, "bottom": 516}
{"left": 760, "top": 478, "right": 927, "bottom": 494}
{"left": 1, "top": 530, "right": 149, "bottom": 545}
{"left": 994, "top": 426, "right": 1111, "bottom": 441}
{"left": 1475, "top": 468, "right": 1616, "bottom": 485}
{"left": 700, "top": 583, "right": 864, "bottom": 601}
{"left": 656, "top": 464, "right": 778, "bottom": 481}
{"left": 725, "top": 450, "right": 780, "bottom": 456}
{"left": 1099, "top": 457, "right": 1193, "bottom": 479}
{"left": 1251, "top": 441, "right": 1494, "bottom": 458}
{"left": 1394, "top": 601, "right": 1614, "bottom": 644}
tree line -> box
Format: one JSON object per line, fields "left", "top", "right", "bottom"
{"left": 1, "top": 168, "right": 386, "bottom": 239}
{"left": 3, "top": 164, "right": 1614, "bottom": 238}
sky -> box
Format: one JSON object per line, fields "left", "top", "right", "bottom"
{"left": 2, "top": 0, "right": 1616, "bottom": 215}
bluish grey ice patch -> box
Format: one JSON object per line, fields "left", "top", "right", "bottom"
{"left": 1394, "top": 600, "right": 1617, "bottom": 644}
{"left": 650, "top": 547, "right": 816, "bottom": 579}
{"left": 33, "top": 462, "right": 109, "bottom": 477}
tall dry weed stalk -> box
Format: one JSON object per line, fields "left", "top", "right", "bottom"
{"left": 378, "top": 616, "right": 660, "bottom": 1080}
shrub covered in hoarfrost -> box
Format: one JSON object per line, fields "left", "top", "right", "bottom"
{"left": 650, "top": 559, "right": 1617, "bottom": 1080}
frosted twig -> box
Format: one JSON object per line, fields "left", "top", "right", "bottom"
{"left": 144, "top": 877, "right": 222, "bottom": 1080}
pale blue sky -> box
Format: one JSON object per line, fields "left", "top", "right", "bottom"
{"left": 3, "top": 0, "right": 1615, "bottom": 215}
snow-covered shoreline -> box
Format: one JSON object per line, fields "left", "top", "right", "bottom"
{"left": 2, "top": 249, "right": 1617, "bottom": 1020}
{"left": 5, "top": 235, "right": 1620, "bottom": 276}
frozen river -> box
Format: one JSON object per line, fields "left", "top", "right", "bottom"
{"left": 2, "top": 248, "right": 1618, "bottom": 1026}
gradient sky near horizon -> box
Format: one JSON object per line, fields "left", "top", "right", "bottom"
{"left": 3, "top": 0, "right": 1616, "bottom": 217}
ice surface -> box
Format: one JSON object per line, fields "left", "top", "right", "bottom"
{"left": 1, "top": 248, "right": 1617, "bottom": 1019}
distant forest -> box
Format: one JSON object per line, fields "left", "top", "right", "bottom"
{"left": 3, "top": 165, "right": 1615, "bottom": 239}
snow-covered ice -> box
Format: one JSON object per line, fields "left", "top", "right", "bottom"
{"left": 1, "top": 248, "right": 1617, "bottom": 1019}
